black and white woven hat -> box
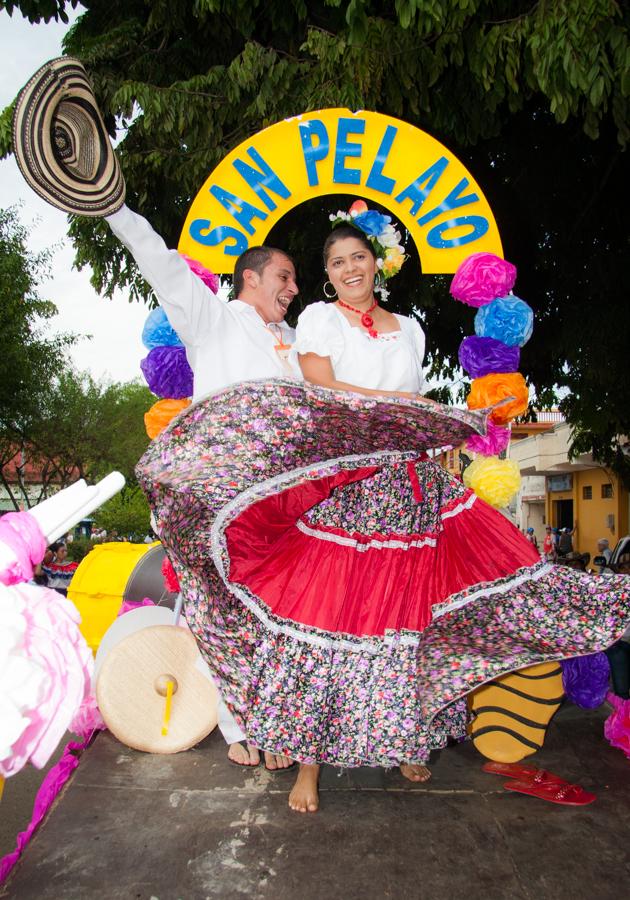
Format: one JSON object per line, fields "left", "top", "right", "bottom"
{"left": 12, "top": 56, "right": 125, "bottom": 216}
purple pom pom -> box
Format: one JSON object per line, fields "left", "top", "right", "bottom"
{"left": 450, "top": 253, "right": 517, "bottom": 307}
{"left": 458, "top": 335, "right": 520, "bottom": 378}
{"left": 561, "top": 653, "right": 610, "bottom": 709}
{"left": 140, "top": 346, "right": 193, "bottom": 399}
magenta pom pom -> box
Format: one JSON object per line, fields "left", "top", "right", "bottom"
{"left": 458, "top": 335, "right": 520, "bottom": 378}
{"left": 604, "top": 692, "right": 630, "bottom": 758}
{"left": 465, "top": 420, "right": 511, "bottom": 456}
{"left": 140, "top": 346, "right": 193, "bottom": 399}
{"left": 181, "top": 254, "right": 219, "bottom": 294}
{"left": 450, "top": 252, "right": 517, "bottom": 307}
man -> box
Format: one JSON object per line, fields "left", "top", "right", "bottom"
{"left": 596, "top": 538, "right": 613, "bottom": 573}
{"left": 557, "top": 522, "right": 577, "bottom": 557}
{"left": 106, "top": 204, "right": 298, "bottom": 770}
{"left": 106, "top": 206, "right": 298, "bottom": 403}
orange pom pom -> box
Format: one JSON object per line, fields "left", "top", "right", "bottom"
{"left": 467, "top": 373, "right": 529, "bottom": 425}
{"left": 349, "top": 199, "right": 368, "bottom": 214}
{"left": 144, "top": 398, "right": 191, "bottom": 439}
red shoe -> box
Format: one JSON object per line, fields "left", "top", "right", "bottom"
{"left": 504, "top": 780, "right": 596, "bottom": 806}
{"left": 482, "top": 761, "right": 566, "bottom": 784}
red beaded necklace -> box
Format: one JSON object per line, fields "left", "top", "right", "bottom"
{"left": 337, "top": 298, "right": 379, "bottom": 338}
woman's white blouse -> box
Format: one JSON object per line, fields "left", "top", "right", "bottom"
{"left": 293, "top": 302, "right": 426, "bottom": 393}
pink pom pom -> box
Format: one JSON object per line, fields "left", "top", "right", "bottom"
{"left": 162, "top": 556, "right": 180, "bottom": 593}
{"left": 604, "top": 692, "right": 630, "bottom": 759}
{"left": 450, "top": 252, "right": 517, "bottom": 307}
{"left": 0, "top": 583, "right": 93, "bottom": 777}
{"left": 70, "top": 694, "right": 106, "bottom": 740}
{"left": 181, "top": 254, "right": 220, "bottom": 294}
{"left": 465, "top": 420, "right": 511, "bottom": 456}
{"left": 117, "top": 597, "right": 155, "bottom": 617}
{"left": 0, "top": 512, "right": 47, "bottom": 585}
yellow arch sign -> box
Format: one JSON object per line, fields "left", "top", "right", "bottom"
{"left": 178, "top": 109, "right": 503, "bottom": 275}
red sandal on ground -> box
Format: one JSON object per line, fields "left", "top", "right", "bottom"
{"left": 482, "top": 761, "right": 567, "bottom": 784}
{"left": 504, "top": 780, "right": 596, "bottom": 806}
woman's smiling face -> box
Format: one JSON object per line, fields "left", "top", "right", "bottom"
{"left": 325, "top": 236, "right": 377, "bottom": 304}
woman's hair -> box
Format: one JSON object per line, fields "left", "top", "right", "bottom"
{"left": 323, "top": 225, "right": 376, "bottom": 267}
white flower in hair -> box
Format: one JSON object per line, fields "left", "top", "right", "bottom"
{"left": 379, "top": 229, "right": 402, "bottom": 248}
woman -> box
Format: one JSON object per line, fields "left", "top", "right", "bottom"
{"left": 137, "top": 211, "right": 630, "bottom": 818}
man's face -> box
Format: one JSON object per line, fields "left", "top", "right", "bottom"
{"left": 56, "top": 545, "right": 67, "bottom": 562}
{"left": 248, "top": 253, "right": 298, "bottom": 324}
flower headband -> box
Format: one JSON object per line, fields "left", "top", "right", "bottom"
{"left": 329, "top": 200, "right": 407, "bottom": 301}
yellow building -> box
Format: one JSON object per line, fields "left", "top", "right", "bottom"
{"left": 510, "top": 422, "right": 629, "bottom": 560}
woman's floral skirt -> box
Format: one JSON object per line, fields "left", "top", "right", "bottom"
{"left": 136, "top": 379, "right": 630, "bottom": 766}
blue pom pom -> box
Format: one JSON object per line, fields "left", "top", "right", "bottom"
{"left": 474, "top": 295, "right": 533, "bottom": 347}
{"left": 142, "top": 307, "right": 183, "bottom": 350}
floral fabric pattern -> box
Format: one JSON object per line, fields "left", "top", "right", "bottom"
{"left": 136, "top": 379, "right": 630, "bottom": 767}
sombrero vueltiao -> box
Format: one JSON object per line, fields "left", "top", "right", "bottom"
{"left": 12, "top": 56, "right": 125, "bottom": 216}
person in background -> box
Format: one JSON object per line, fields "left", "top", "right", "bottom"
{"left": 557, "top": 522, "right": 577, "bottom": 557}
{"left": 42, "top": 543, "right": 78, "bottom": 596}
{"left": 542, "top": 526, "right": 556, "bottom": 562}
{"left": 596, "top": 538, "right": 613, "bottom": 573}
{"left": 526, "top": 527, "right": 538, "bottom": 551}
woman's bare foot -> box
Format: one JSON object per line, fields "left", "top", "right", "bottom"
{"left": 228, "top": 741, "right": 260, "bottom": 766}
{"left": 264, "top": 751, "right": 294, "bottom": 770}
{"left": 288, "top": 763, "right": 320, "bottom": 812}
{"left": 400, "top": 762, "right": 431, "bottom": 783}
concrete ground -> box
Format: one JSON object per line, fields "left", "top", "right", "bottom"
{"left": 1, "top": 704, "right": 629, "bottom": 900}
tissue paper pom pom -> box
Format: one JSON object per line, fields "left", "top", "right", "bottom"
{"left": 144, "top": 399, "right": 190, "bottom": 439}
{"left": 0, "top": 512, "right": 47, "bottom": 586}
{"left": 465, "top": 420, "right": 511, "bottom": 456}
{"left": 458, "top": 335, "right": 520, "bottom": 378}
{"left": 450, "top": 253, "right": 517, "bottom": 307}
{"left": 0, "top": 582, "right": 93, "bottom": 777}
{"left": 162, "top": 557, "right": 180, "bottom": 593}
{"left": 181, "top": 254, "right": 220, "bottom": 294}
{"left": 474, "top": 295, "right": 534, "bottom": 347}
{"left": 462, "top": 456, "right": 521, "bottom": 507}
{"left": 561, "top": 653, "right": 610, "bottom": 708}
{"left": 467, "top": 372, "right": 529, "bottom": 425}
{"left": 604, "top": 692, "right": 630, "bottom": 759}
{"left": 140, "top": 346, "right": 193, "bottom": 399}
{"left": 141, "top": 307, "right": 183, "bottom": 350}
{"left": 69, "top": 694, "right": 106, "bottom": 740}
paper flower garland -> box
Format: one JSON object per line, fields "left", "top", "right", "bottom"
{"left": 458, "top": 335, "right": 520, "bottom": 378}
{"left": 450, "top": 250, "right": 534, "bottom": 508}
{"left": 475, "top": 295, "right": 534, "bottom": 347}
{"left": 144, "top": 399, "right": 191, "bottom": 440}
{"left": 140, "top": 254, "right": 218, "bottom": 438}
{"left": 140, "top": 346, "right": 193, "bottom": 399}
{"left": 467, "top": 373, "right": 529, "bottom": 425}
{"left": 450, "top": 252, "right": 517, "bottom": 307}
{"left": 0, "top": 582, "right": 93, "bottom": 777}
{"left": 462, "top": 456, "right": 521, "bottom": 508}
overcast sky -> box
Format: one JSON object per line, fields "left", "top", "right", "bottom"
{"left": 0, "top": 7, "right": 149, "bottom": 384}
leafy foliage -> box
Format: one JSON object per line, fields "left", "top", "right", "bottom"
{"left": 1, "top": 1, "right": 629, "bottom": 481}
{"left": 91, "top": 486, "right": 151, "bottom": 539}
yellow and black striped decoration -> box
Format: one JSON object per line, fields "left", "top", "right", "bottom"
{"left": 469, "top": 662, "right": 564, "bottom": 762}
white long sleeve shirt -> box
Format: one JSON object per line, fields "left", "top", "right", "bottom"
{"left": 106, "top": 205, "right": 298, "bottom": 402}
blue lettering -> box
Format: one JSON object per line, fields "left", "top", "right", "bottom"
{"left": 426, "top": 216, "right": 489, "bottom": 249}
{"left": 417, "top": 178, "right": 479, "bottom": 226}
{"left": 209, "top": 185, "right": 268, "bottom": 235}
{"left": 366, "top": 125, "right": 398, "bottom": 195}
{"left": 333, "top": 117, "right": 365, "bottom": 185}
{"left": 394, "top": 157, "right": 449, "bottom": 216}
{"left": 188, "top": 219, "right": 248, "bottom": 256}
{"left": 232, "top": 147, "right": 291, "bottom": 212}
{"left": 299, "top": 120, "right": 330, "bottom": 187}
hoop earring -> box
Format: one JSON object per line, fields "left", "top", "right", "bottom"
{"left": 323, "top": 280, "right": 337, "bottom": 299}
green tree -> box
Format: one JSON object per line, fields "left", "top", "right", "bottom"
{"left": 1, "top": 1, "right": 629, "bottom": 481}
{"left": 92, "top": 486, "right": 151, "bottom": 539}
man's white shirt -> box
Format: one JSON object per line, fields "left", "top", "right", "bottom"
{"left": 106, "top": 205, "right": 298, "bottom": 401}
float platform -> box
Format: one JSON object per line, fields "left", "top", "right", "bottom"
{"left": 1, "top": 704, "right": 628, "bottom": 899}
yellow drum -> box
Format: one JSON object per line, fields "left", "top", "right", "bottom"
{"left": 67, "top": 542, "right": 175, "bottom": 654}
